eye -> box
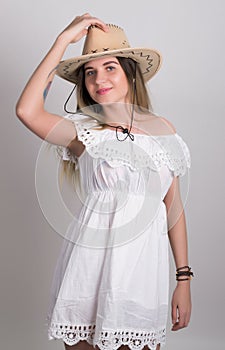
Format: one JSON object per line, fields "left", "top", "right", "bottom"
{"left": 106, "top": 65, "right": 115, "bottom": 72}
{"left": 85, "top": 68, "right": 95, "bottom": 77}
{"left": 85, "top": 70, "right": 95, "bottom": 77}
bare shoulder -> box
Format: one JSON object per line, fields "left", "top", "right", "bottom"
{"left": 157, "top": 116, "right": 177, "bottom": 134}
{"left": 139, "top": 113, "right": 177, "bottom": 135}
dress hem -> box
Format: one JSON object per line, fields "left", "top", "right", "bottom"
{"left": 47, "top": 322, "right": 166, "bottom": 350}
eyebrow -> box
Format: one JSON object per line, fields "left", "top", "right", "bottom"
{"left": 84, "top": 60, "right": 119, "bottom": 71}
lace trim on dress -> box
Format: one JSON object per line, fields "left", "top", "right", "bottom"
{"left": 55, "top": 114, "right": 99, "bottom": 170}
{"left": 48, "top": 322, "right": 166, "bottom": 350}
{"left": 56, "top": 114, "right": 191, "bottom": 177}
{"left": 56, "top": 145, "right": 78, "bottom": 166}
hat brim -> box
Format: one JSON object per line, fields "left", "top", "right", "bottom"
{"left": 56, "top": 47, "right": 162, "bottom": 84}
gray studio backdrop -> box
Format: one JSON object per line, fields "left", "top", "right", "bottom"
{"left": 1, "top": 1, "right": 225, "bottom": 349}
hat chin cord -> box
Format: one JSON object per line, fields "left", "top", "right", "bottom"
{"left": 109, "top": 77, "right": 136, "bottom": 142}
{"left": 64, "top": 68, "right": 137, "bottom": 142}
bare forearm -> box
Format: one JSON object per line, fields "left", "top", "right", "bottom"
{"left": 168, "top": 210, "right": 189, "bottom": 269}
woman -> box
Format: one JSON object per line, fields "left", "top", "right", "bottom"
{"left": 16, "top": 13, "right": 193, "bottom": 350}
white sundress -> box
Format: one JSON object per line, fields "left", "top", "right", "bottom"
{"left": 46, "top": 114, "right": 191, "bottom": 350}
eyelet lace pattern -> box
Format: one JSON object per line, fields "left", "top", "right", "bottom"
{"left": 56, "top": 114, "right": 191, "bottom": 177}
{"left": 48, "top": 322, "right": 166, "bottom": 350}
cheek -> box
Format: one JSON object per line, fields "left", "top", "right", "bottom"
{"left": 85, "top": 80, "right": 94, "bottom": 95}
{"left": 120, "top": 76, "right": 129, "bottom": 95}
{"left": 114, "top": 72, "right": 128, "bottom": 90}
{"left": 84, "top": 78, "right": 89, "bottom": 90}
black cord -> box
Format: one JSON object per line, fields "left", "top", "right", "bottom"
{"left": 64, "top": 85, "right": 77, "bottom": 114}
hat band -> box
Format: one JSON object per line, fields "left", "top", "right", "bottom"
{"left": 83, "top": 45, "right": 131, "bottom": 55}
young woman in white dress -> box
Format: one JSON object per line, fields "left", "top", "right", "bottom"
{"left": 16, "top": 13, "right": 193, "bottom": 350}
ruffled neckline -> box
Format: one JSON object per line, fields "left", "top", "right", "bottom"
{"left": 96, "top": 127, "right": 177, "bottom": 139}
{"left": 56, "top": 115, "right": 191, "bottom": 177}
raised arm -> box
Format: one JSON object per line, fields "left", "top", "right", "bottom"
{"left": 16, "top": 14, "right": 108, "bottom": 147}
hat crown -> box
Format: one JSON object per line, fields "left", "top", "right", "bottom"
{"left": 82, "top": 24, "right": 131, "bottom": 55}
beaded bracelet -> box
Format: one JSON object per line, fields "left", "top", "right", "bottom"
{"left": 176, "top": 265, "right": 194, "bottom": 281}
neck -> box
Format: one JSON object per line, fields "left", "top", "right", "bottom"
{"left": 100, "top": 102, "right": 134, "bottom": 127}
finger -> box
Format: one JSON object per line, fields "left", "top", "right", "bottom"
{"left": 171, "top": 321, "right": 179, "bottom": 331}
{"left": 171, "top": 304, "right": 186, "bottom": 331}
{"left": 70, "top": 29, "right": 88, "bottom": 43}
{"left": 171, "top": 304, "right": 178, "bottom": 326}
{"left": 88, "top": 19, "right": 108, "bottom": 32}
{"left": 81, "top": 14, "right": 108, "bottom": 32}
{"left": 174, "top": 311, "right": 187, "bottom": 331}
{"left": 178, "top": 315, "right": 186, "bottom": 329}
{"left": 183, "top": 309, "right": 191, "bottom": 327}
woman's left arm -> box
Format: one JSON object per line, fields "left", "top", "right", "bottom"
{"left": 163, "top": 176, "right": 192, "bottom": 331}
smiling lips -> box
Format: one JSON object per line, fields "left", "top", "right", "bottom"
{"left": 96, "top": 87, "right": 112, "bottom": 95}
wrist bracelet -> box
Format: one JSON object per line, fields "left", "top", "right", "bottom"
{"left": 176, "top": 265, "right": 190, "bottom": 272}
{"left": 176, "top": 265, "right": 194, "bottom": 281}
{"left": 176, "top": 277, "right": 190, "bottom": 281}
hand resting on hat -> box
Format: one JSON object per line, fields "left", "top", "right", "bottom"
{"left": 58, "top": 13, "right": 108, "bottom": 45}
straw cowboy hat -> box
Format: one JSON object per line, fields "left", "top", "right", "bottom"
{"left": 56, "top": 24, "right": 162, "bottom": 84}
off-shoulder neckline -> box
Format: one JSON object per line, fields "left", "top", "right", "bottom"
{"left": 100, "top": 128, "right": 177, "bottom": 138}
{"left": 70, "top": 114, "right": 178, "bottom": 138}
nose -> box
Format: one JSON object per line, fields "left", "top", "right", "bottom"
{"left": 95, "top": 70, "right": 107, "bottom": 85}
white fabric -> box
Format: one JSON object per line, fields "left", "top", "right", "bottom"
{"left": 47, "top": 114, "right": 191, "bottom": 350}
